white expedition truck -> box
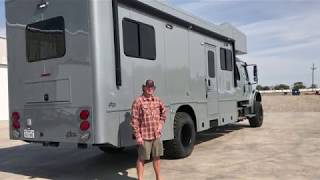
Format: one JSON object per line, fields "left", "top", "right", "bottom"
{"left": 6, "top": 0, "right": 263, "bottom": 158}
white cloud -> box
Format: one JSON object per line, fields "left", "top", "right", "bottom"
{"left": 239, "top": 12, "right": 320, "bottom": 44}
{"left": 164, "top": 0, "right": 320, "bottom": 86}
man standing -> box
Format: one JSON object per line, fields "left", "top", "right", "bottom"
{"left": 131, "top": 80, "right": 166, "bottom": 180}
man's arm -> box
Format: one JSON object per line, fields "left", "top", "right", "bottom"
{"left": 130, "top": 99, "right": 143, "bottom": 144}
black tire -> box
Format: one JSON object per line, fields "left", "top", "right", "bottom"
{"left": 99, "top": 146, "right": 125, "bottom": 153}
{"left": 249, "top": 101, "right": 263, "bottom": 127}
{"left": 164, "top": 112, "right": 196, "bottom": 159}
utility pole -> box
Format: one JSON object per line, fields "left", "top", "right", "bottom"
{"left": 311, "top": 63, "right": 317, "bottom": 91}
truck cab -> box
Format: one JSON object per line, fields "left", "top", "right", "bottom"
{"left": 235, "top": 58, "right": 263, "bottom": 127}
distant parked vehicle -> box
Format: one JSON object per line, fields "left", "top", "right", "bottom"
{"left": 292, "top": 88, "right": 301, "bottom": 96}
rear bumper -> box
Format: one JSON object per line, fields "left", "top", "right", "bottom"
{"left": 9, "top": 107, "right": 94, "bottom": 144}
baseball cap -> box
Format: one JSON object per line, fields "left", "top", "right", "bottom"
{"left": 144, "top": 80, "right": 155, "bottom": 88}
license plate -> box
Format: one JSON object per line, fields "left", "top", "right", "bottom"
{"left": 24, "top": 129, "right": 35, "bottom": 139}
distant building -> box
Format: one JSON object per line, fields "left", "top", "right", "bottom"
{"left": 0, "top": 37, "right": 8, "bottom": 120}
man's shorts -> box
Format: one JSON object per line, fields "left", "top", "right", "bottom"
{"left": 138, "top": 138, "right": 163, "bottom": 161}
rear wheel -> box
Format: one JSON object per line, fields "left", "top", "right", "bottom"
{"left": 164, "top": 112, "right": 196, "bottom": 159}
{"left": 249, "top": 101, "right": 263, "bottom": 127}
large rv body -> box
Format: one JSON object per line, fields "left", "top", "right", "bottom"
{"left": 6, "top": 0, "right": 262, "bottom": 158}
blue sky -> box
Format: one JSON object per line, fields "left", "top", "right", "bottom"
{"left": 0, "top": 0, "right": 319, "bottom": 87}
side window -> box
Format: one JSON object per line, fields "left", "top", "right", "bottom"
{"left": 226, "top": 49, "right": 233, "bottom": 71}
{"left": 235, "top": 65, "right": 240, "bottom": 80}
{"left": 220, "top": 48, "right": 233, "bottom": 71}
{"left": 220, "top": 48, "right": 226, "bottom": 70}
{"left": 122, "top": 18, "right": 156, "bottom": 60}
{"left": 244, "top": 65, "right": 250, "bottom": 81}
{"left": 139, "top": 24, "right": 156, "bottom": 60}
{"left": 122, "top": 20, "right": 139, "bottom": 57}
{"left": 208, "top": 51, "right": 215, "bottom": 78}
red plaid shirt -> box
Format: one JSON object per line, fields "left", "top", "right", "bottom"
{"left": 131, "top": 95, "right": 167, "bottom": 140}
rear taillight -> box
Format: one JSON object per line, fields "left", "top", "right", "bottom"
{"left": 80, "top": 110, "right": 90, "bottom": 120}
{"left": 80, "top": 121, "right": 90, "bottom": 131}
{"left": 12, "top": 112, "right": 20, "bottom": 129}
{"left": 79, "top": 110, "right": 90, "bottom": 131}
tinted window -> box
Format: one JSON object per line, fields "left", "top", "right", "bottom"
{"left": 208, "top": 51, "right": 215, "bottom": 78}
{"left": 244, "top": 65, "right": 249, "bottom": 81}
{"left": 139, "top": 25, "right": 156, "bottom": 60}
{"left": 235, "top": 65, "right": 240, "bottom": 80}
{"left": 123, "top": 20, "right": 139, "bottom": 57}
{"left": 226, "top": 49, "right": 233, "bottom": 71}
{"left": 26, "top": 16, "right": 66, "bottom": 62}
{"left": 220, "top": 48, "right": 226, "bottom": 70}
{"left": 220, "top": 48, "right": 233, "bottom": 71}
{"left": 122, "top": 18, "right": 156, "bottom": 60}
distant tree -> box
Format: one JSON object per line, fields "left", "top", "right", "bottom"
{"left": 262, "top": 86, "right": 271, "bottom": 90}
{"left": 293, "top": 82, "right": 306, "bottom": 89}
{"left": 274, "top": 84, "right": 290, "bottom": 90}
{"left": 256, "top": 85, "right": 271, "bottom": 91}
{"left": 256, "top": 85, "right": 263, "bottom": 90}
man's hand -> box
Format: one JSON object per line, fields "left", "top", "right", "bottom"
{"left": 136, "top": 137, "right": 143, "bottom": 145}
{"left": 157, "top": 123, "right": 163, "bottom": 134}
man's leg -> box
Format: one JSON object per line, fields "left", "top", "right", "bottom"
{"left": 153, "top": 156, "right": 162, "bottom": 180}
{"left": 152, "top": 139, "right": 164, "bottom": 180}
{"left": 137, "top": 158, "right": 144, "bottom": 180}
{"left": 137, "top": 141, "right": 151, "bottom": 180}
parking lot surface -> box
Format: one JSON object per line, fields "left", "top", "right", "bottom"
{"left": 1, "top": 111, "right": 320, "bottom": 180}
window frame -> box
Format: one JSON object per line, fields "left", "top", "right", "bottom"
{"left": 122, "top": 18, "right": 156, "bottom": 60}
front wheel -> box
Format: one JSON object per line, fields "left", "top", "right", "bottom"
{"left": 249, "top": 101, "right": 264, "bottom": 127}
{"left": 164, "top": 112, "right": 196, "bottom": 159}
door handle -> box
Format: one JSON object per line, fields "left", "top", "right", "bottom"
{"left": 208, "top": 79, "right": 211, "bottom": 86}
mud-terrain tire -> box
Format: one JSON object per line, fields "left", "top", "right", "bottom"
{"left": 249, "top": 101, "right": 263, "bottom": 127}
{"left": 164, "top": 112, "right": 196, "bottom": 159}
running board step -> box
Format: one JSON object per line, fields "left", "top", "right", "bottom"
{"left": 246, "top": 114, "right": 256, "bottom": 118}
{"left": 239, "top": 104, "right": 250, "bottom": 108}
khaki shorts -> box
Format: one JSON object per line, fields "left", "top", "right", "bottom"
{"left": 138, "top": 139, "right": 163, "bottom": 161}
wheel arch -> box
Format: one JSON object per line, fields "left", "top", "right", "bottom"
{"left": 176, "top": 105, "right": 197, "bottom": 132}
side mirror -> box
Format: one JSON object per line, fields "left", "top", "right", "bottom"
{"left": 253, "top": 65, "right": 258, "bottom": 83}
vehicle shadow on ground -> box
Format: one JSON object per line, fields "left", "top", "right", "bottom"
{"left": 196, "top": 123, "right": 250, "bottom": 145}
{"left": 0, "top": 143, "right": 137, "bottom": 180}
{"left": 161, "top": 123, "right": 250, "bottom": 160}
{"left": 0, "top": 123, "right": 249, "bottom": 179}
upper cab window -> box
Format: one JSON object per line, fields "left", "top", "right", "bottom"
{"left": 244, "top": 65, "right": 250, "bottom": 81}
{"left": 235, "top": 65, "right": 240, "bottom": 80}
{"left": 122, "top": 18, "right": 156, "bottom": 60}
{"left": 26, "top": 16, "right": 66, "bottom": 62}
